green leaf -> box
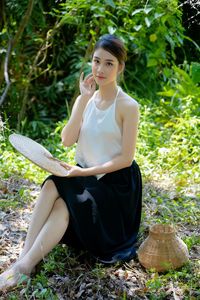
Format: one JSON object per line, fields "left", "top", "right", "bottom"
{"left": 108, "top": 26, "right": 116, "bottom": 34}
{"left": 145, "top": 17, "right": 151, "bottom": 27}
{"left": 104, "top": 0, "right": 115, "bottom": 8}
{"left": 191, "top": 62, "right": 200, "bottom": 84}
{"left": 147, "top": 58, "right": 157, "bottom": 67}
{"left": 157, "top": 89, "right": 178, "bottom": 97}
{"left": 144, "top": 7, "right": 153, "bottom": 14}
{"left": 134, "top": 25, "right": 142, "bottom": 31}
{"left": 154, "top": 12, "right": 165, "bottom": 19}
{"left": 132, "top": 8, "right": 144, "bottom": 16}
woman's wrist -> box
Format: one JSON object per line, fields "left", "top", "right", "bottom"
{"left": 79, "top": 94, "right": 91, "bottom": 102}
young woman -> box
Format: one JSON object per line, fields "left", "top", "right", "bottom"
{"left": 0, "top": 34, "right": 142, "bottom": 291}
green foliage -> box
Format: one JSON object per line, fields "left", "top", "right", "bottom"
{"left": 144, "top": 262, "right": 200, "bottom": 299}
{"left": 183, "top": 235, "right": 200, "bottom": 251}
{"left": 136, "top": 62, "right": 200, "bottom": 186}
{"left": 17, "top": 274, "right": 58, "bottom": 300}
{"left": 1, "top": 0, "right": 196, "bottom": 128}
{"left": 55, "top": 0, "right": 185, "bottom": 99}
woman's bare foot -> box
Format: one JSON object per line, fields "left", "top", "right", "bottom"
{"left": 0, "top": 263, "right": 30, "bottom": 292}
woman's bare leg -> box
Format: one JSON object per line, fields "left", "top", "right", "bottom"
{"left": 0, "top": 197, "right": 69, "bottom": 291}
{"left": 19, "top": 179, "right": 60, "bottom": 259}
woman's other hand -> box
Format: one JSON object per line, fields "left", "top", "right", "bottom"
{"left": 79, "top": 72, "right": 96, "bottom": 98}
{"left": 60, "top": 162, "right": 85, "bottom": 177}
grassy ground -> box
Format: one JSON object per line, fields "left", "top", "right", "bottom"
{"left": 0, "top": 102, "right": 199, "bottom": 299}
{"left": 0, "top": 170, "right": 199, "bottom": 299}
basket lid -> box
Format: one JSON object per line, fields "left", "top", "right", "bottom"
{"left": 9, "top": 133, "right": 69, "bottom": 177}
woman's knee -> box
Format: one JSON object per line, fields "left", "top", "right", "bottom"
{"left": 53, "top": 197, "right": 70, "bottom": 221}
{"left": 41, "top": 179, "right": 59, "bottom": 199}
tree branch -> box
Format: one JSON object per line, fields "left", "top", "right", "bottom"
{"left": 0, "top": 38, "right": 12, "bottom": 106}
{"left": 17, "top": 21, "right": 62, "bottom": 129}
{"left": 0, "top": 0, "right": 35, "bottom": 106}
{"left": 12, "top": 0, "right": 35, "bottom": 48}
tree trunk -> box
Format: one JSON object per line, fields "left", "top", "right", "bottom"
{"left": 0, "top": 0, "right": 35, "bottom": 107}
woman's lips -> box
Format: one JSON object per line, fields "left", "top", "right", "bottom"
{"left": 96, "top": 75, "right": 106, "bottom": 79}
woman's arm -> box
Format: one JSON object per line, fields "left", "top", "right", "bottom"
{"left": 61, "top": 73, "right": 96, "bottom": 147}
{"left": 61, "top": 94, "right": 90, "bottom": 147}
{"left": 61, "top": 99, "right": 140, "bottom": 176}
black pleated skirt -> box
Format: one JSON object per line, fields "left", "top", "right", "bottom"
{"left": 41, "top": 160, "right": 142, "bottom": 264}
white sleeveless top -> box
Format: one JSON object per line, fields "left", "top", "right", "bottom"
{"left": 75, "top": 87, "right": 122, "bottom": 179}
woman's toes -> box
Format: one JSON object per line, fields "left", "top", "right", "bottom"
{"left": 0, "top": 265, "right": 29, "bottom": 292}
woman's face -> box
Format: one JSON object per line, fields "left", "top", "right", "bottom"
{"left": 92, "top": 48, "right": 122, "bottom": 86}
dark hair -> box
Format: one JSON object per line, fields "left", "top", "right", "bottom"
{"left": 94, "top": 34, "right": 127, "bottom": 64}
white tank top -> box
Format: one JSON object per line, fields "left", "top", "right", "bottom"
{"left": 75, "top": 87, "right": 122, "bottom": 179}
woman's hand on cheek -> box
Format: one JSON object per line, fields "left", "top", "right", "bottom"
{"left": 79, "top": 72, "right": 96, "bottom": 98}
{"left": 60, "top": 162, "right": 85, "bottom": 177}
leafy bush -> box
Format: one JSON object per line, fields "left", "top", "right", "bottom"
{"left": 136, "top": 62, "right": 200, "bottom": 184}
{"left": 1, "top": 0, "right": 192, "bottom": 129}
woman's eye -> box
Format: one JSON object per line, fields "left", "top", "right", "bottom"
{"left": 107, "top": 62, "right": 113, "bottom": 66}
{"left": 94, "top": 59, "right": 99, "bottom": 64}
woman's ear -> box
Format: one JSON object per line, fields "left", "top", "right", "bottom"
{"left": 118, "top": 62, "right": 125, "bottom": 74}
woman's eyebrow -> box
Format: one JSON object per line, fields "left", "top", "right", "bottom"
{"left": 93, "top": 56, "right": 114, "bottom": 62}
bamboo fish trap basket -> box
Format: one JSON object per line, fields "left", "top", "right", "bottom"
{"left": 138, "top": 224, "right": 189, "bottom": 272}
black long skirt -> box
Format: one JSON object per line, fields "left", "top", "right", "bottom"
{"left": 41, "top": 160, "right": 142, "bottom": 264}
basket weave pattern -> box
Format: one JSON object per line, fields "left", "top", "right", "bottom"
{"left": 138, "top": 224, "right": 189, "bottom": 272}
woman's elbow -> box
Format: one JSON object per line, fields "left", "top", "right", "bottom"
{"left": 61, "top": 130, "right": 72, "bottom": 147}
{"left": 62, "top": 135, "right": 78, "bottom": 147}
{"left": 61, "top": 137, "right": 73, "bottom": 147}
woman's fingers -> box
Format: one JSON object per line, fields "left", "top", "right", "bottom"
{"left": 79, "top": 72, "right": 96, "bottom": 96}
{"left": 91, "top": 79, "right": 96, "bottom": 88}
{"left": 85, "top": 73, "right": 93, "bottom": 80}
{"left": 60, "top": 162, "right": 71, "bottom": 170}
{"left": 85, "top": 74, "right": 95, "bottom": 88}
{"left": 80, "top": 72, "right": 93, "bottom": 83}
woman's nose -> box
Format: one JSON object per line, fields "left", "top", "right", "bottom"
{"left": 97, "top": 64, "right": 104, "bottom": 73}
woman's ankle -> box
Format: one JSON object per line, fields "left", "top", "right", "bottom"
{"left": 15, "top": 258, "right": 34, "bottom": 276}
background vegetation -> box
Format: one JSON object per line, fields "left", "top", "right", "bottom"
{"left": 0, "top": 0, "right": 199, "bottom": 299}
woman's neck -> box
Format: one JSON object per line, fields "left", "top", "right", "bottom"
{"left": 98, "top": 82, "right": 118, "bottom": 101}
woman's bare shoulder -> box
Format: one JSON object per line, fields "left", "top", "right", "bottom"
{"left": 117, "top": 89, "right": 139, "bottom": 112}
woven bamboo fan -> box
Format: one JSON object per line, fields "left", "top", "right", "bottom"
{"left": 138, "top": 224, "right": 189, "bottom": 272}
{"left": 9, "top": 133, "right": 69, "bottom": 177}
